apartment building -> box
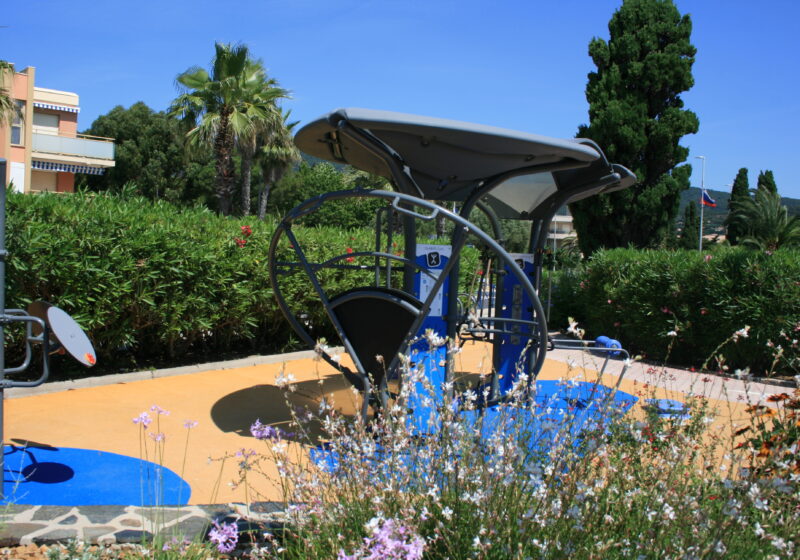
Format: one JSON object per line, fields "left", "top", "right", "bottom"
{"left": 546, "top": 206, "right": 576, "bottom": 250}
{"left": 0, "top": 64, "right": 114, "bottom": 193}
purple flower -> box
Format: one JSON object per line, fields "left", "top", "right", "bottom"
{"left": 208, "top": 520, "right": 238, "bottom": 554}
{"left": 162, "top": 537, "right": 190, "bottom": 552}
{"left": 184, "top": 420, "right": 199, "bottom": 429}
{"left": 338, "top": 517, "right": 424, "bottom": 560}
{"left": 250, "top": 419, "right": 287, "bottom": 441}
{"left": 133, "top": 412, "right": 152, "bottom": 428}
{"left": 150, "top": 405, "right": 170, "bottom": 416}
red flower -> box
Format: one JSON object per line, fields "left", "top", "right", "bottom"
{"left": 235, "top": 238, "right": 247, "bottom": 248}
{"left": 346, "top": 247, "right": 355, "bottom": 263}
{"left": 700, "top": 308, "right": 708, "bottom": 315}
{"left": 240, "top": 225, "right": 252, "bottom": 237}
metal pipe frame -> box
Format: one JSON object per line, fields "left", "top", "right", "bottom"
{"left": 268, "top": 188, "right": 549, "bottom": 418}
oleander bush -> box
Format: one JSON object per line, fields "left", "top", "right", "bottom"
{"left": 549, "top": 248, "right": 800, "bottom": 376}
{"left": 3, "top": 191, "right": 480, "bottom": 377}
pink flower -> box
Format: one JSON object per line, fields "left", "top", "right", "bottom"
{"left": 240, "top": 225, "right": 252, "bottom": 237}
{"left": 133, "top": 412, "right": 152, "bottom": 428}
{"left": 704, "top": 254, "right": 712, "bottom": 262}
{"left": 235, "top": 238, "right": 247, "bottom": 248}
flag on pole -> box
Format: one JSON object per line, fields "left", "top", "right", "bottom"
{"left": 701, "top": 190, "right": 716, "bottom": 207}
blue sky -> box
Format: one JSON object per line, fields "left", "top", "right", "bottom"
{"left": 5, "top": 0, "right": 799, "bottom": 198}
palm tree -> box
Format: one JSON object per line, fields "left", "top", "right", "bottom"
{"left": 0, "top": 60, "right": 20, "bottom": 127}
{"left": 169, "top": 43, "right": 286, "bottom": 215}
{"left": 237, "top": 71, "right": 288, "bottom": 216}
{"left": 729, "top": 188, "right": 800, "bottom": 251}
{"left": 256, "top": 110, "right": 299, "bottom": 220}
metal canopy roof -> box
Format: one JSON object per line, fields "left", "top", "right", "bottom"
{"left": 294, "top": 107, "right": 636, "bottom": 216}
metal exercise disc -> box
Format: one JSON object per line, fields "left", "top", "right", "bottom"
{"left": 46, "top": 306, "right": 96, "bottom": 367}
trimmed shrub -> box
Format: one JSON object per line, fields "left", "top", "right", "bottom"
{"left": 550, "top": 248, "right": 800, "bottom": 376}
{"left": 4, "top": 191, "right": 480, "bottom": 377}
{"left": 5, "top": 191, "right": 287, "bottom": 374}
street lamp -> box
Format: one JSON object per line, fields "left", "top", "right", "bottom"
{"left": 695, "top": 155, "right": 706, "bottom": 251}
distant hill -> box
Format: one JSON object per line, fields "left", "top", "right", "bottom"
{"left": 678, "top": 187, "right": 800, "bottom": 235}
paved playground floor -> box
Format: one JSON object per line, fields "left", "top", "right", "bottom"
{"left": 3, "top": 341, "right": 786, "bottom": 510}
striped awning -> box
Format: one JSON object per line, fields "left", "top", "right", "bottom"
{"left": 32, "top": 160, "right": 105, "bottom": 175}
{"left": 33, "top": 102, "right": 80, "bottom": 113}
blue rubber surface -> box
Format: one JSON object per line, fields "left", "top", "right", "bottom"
{"left": 312, "top": 380, "right": 638, "bottom": 472}
{"left": 2, "top": 445, "right": 191, "bottom": 506}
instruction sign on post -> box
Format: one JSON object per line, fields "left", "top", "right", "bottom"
{"left": 414, "top": 244, "right": 451, "bottom": 318}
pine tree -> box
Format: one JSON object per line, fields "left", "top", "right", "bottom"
{"left": 569, "top": 0, "right": 699, "bottom": 254}
{"left": 679, "top": 201, "right": 699, "bottom": 249}
{"left": 757, "top": 170, "right": 777, "bottom": 194}
{"left": 725, "top": 168, "right": 750, "bottom": 245}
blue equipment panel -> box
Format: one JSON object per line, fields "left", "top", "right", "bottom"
{"left": 496, "top": 253, "right": 535, "bottom": 395}
{"left": 410, "top": 245, "right": 451, "bottom": 427}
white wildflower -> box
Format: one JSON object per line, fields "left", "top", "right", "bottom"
{"left": 274, "top": 371, "right": 297, "bottom": 389}
{"left": 754, "top": 522, "right": 765, "bottom": 538}
{"left": 732, "top": 325, "right": 751, "bottom": 342}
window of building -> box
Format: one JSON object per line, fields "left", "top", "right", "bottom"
{"left": 33, "top": 111, "right": 59, "bottom": 135}
{"left": 10, "top": 100, "right": 24, "bottom": 145}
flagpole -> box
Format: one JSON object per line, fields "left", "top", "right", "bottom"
{"left": 696, "top": 155, "right": 706, "bottom": 251}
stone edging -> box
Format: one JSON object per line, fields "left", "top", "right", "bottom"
{"left": 0, "top": 502, "right": 285, "bottom": 547}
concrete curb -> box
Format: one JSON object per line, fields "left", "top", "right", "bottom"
{"left": 6, "top": 349, "right": 321, "bottom": 399}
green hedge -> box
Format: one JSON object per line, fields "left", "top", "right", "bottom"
{"left": 4, "top": 191, "right": 481, "bottom": 377}
{"left": 550, "top": 248, "right": 800, "bottom": 376}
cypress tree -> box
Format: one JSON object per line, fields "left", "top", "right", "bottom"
{"left": 725, "top": 168, "right": 750, "bottom": 245}
{"left": 757, "top": 170, "right": 777, "bottom": 194}
{"left": 679, "top": 201, "right": 699, "bottom": 249}
{"left": 569, "top": 0, "right": 699, "bottom": 254}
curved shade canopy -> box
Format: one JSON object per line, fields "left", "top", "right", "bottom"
{"left": 294, "top": 107, "right": 637, "bottom": 218}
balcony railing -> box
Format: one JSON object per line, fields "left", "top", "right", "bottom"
{"left": 32, "top": 132, "right": 115, "bottom": 160}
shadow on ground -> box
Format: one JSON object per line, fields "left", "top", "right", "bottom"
{"left": 210, "top": 373, "right": 366, "bottom": 444}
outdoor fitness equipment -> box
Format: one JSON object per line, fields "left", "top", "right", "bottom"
{"left": 269, "top": 109, "right": 636, "bottom": 420}
{"left": 0, "top": 159, "right": 97, "bottom": 500}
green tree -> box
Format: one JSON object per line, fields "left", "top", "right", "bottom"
{"left": 81, "top": 102, "right": 215, "bottom": 204}
{"left": 271, "top": 162, "right": 385, "bottom": 229}
{"left": 255, "top": 110, "right": 300, "bottom": 220}
{"left": 569, "top": 0, "right": 699, "bottom": 254}
{"left": 729, "top": 187, "right": 800, "bottom": 251}
{"left": 170, "top": 43, "right": 286, "bottom": 215}
{"left": 724, "top": 167, "right": 750, "bottom": 245}
{"left": 757, "top": 170, "right": 777, "bottom": 194}
{"left": 679, "top": 201, "right": 699, "bottom": 249}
